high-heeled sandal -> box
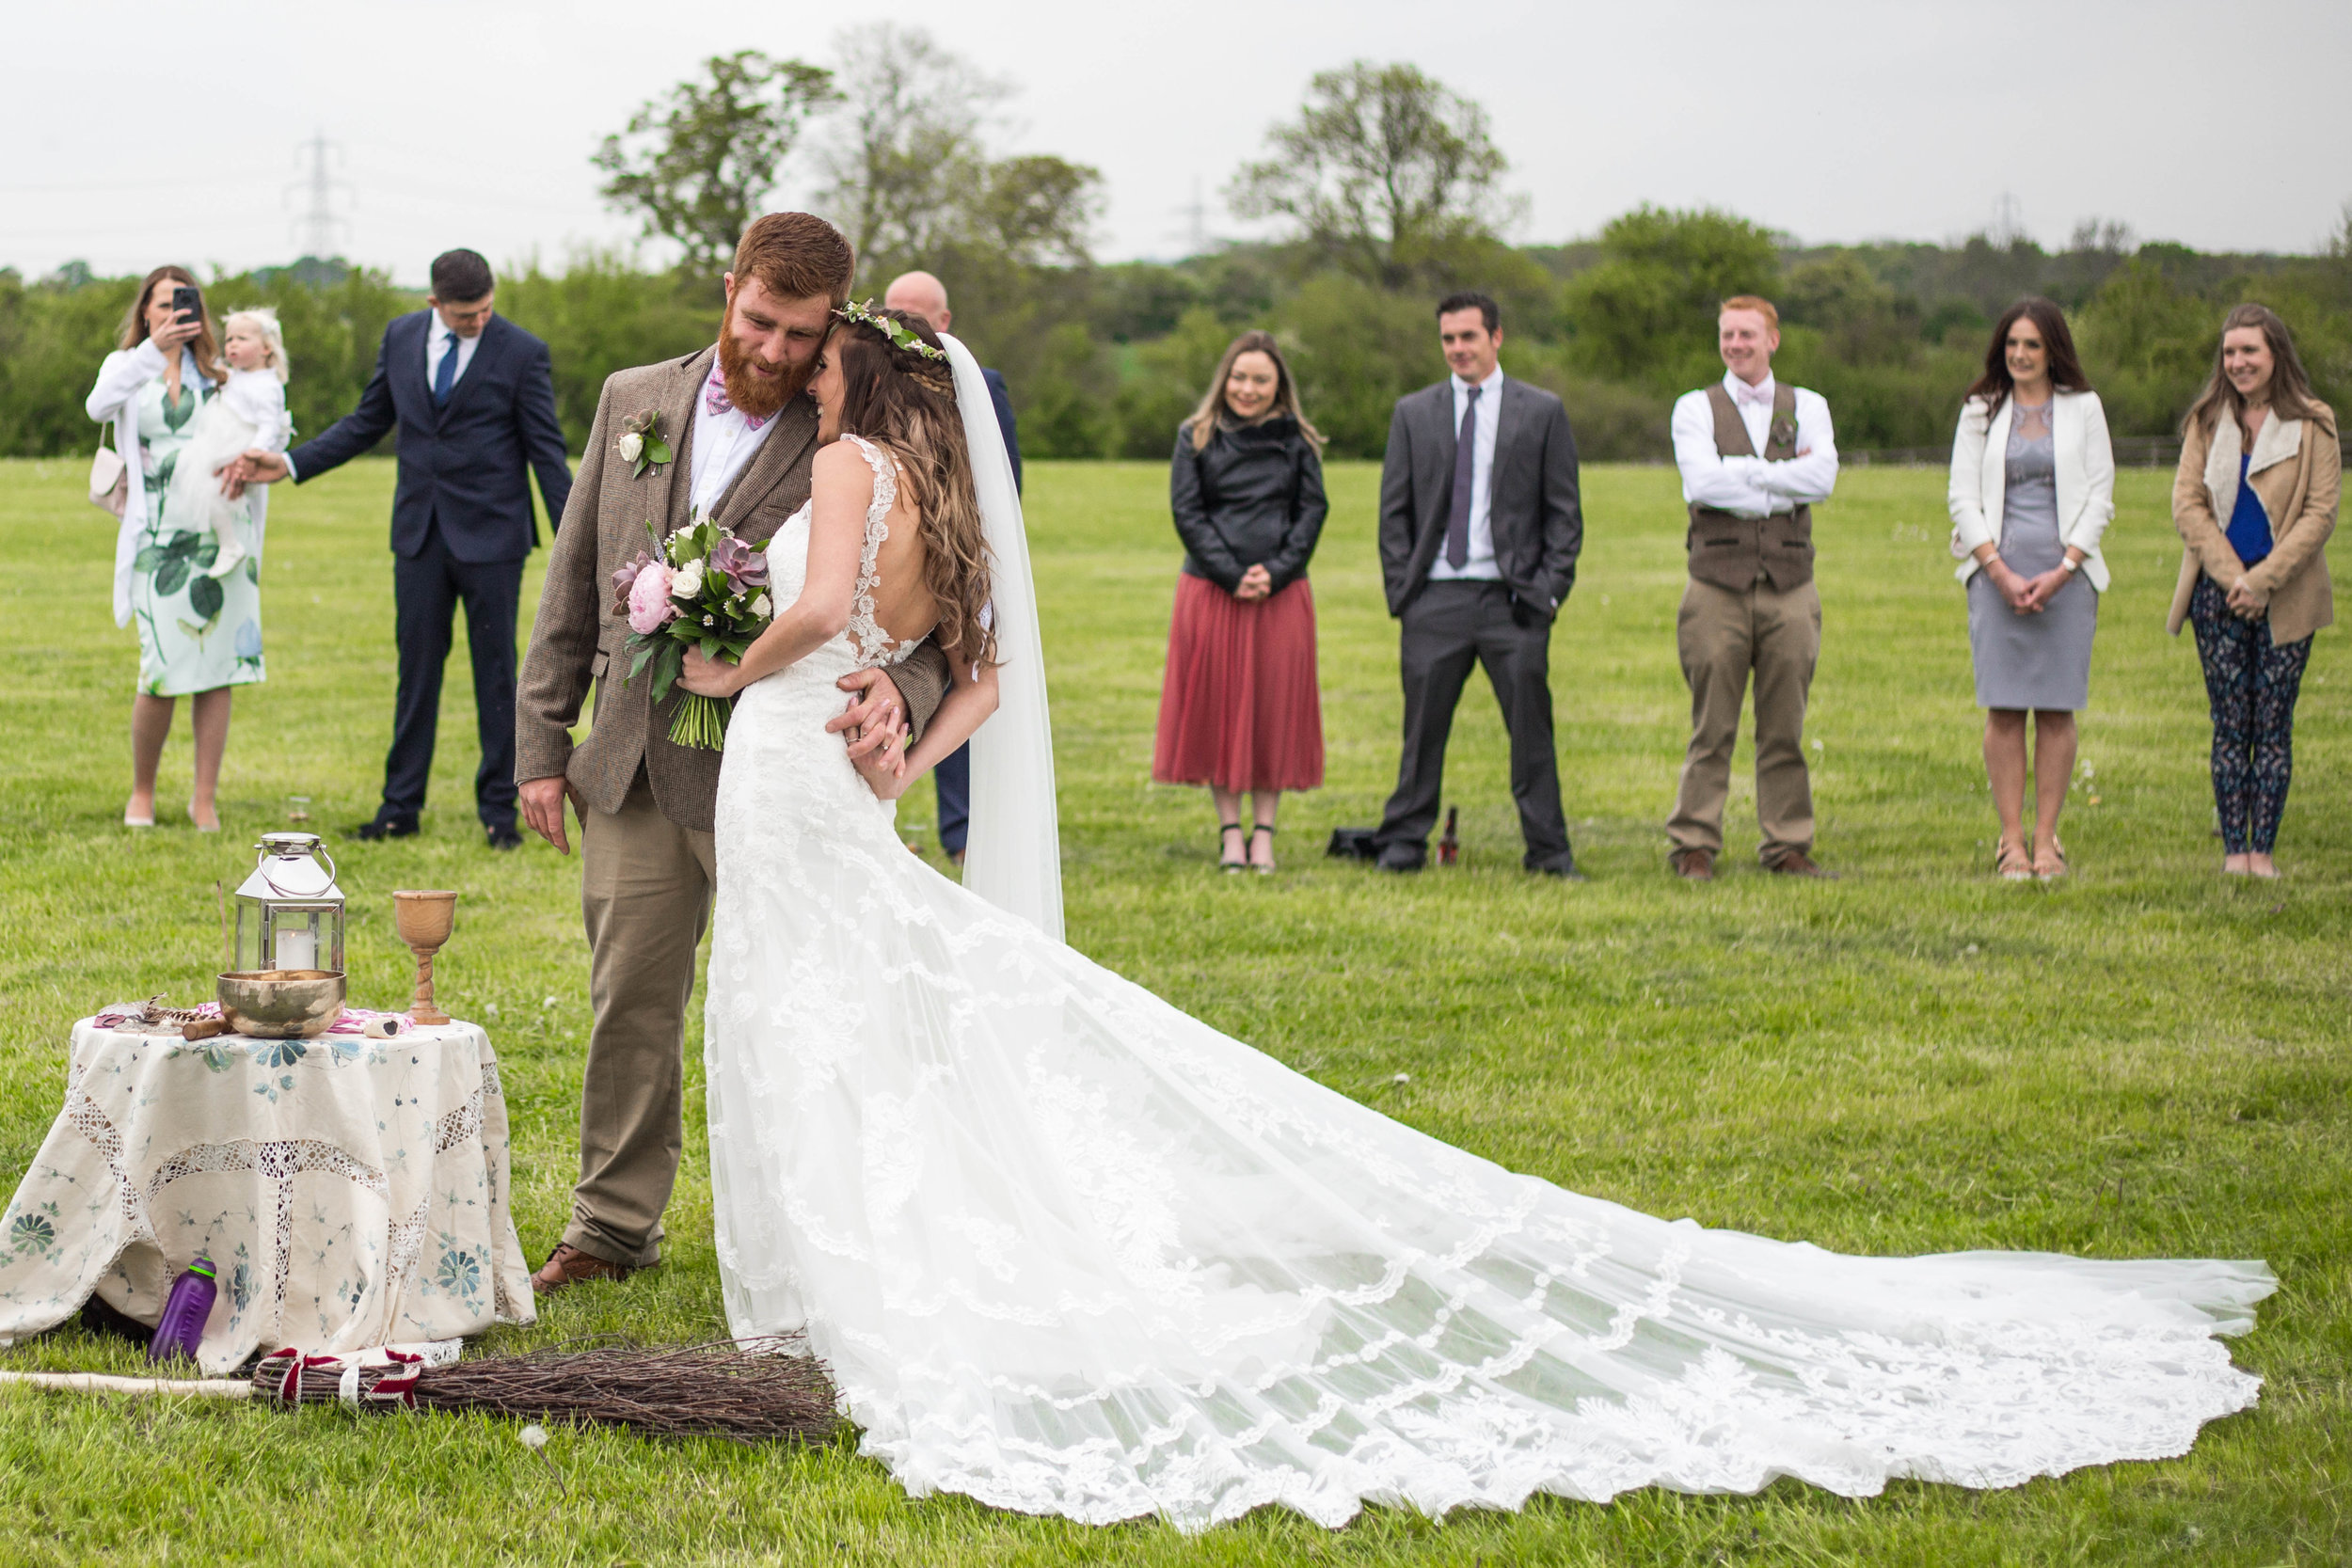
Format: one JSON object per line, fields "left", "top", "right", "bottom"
{"left": 1217, "top": 822, "right": 1247, "bottom": 873}
{"left": 1249, "top": 823, "right": 1277, "bottom": 875}
{"left": 1994, "top": 838, "right": 2032, "bottom": 881}
{"left": 188, "top": 803, "right": 220, "bottom": 833}
{"left": 2033, "top": 837, "right": 2068, "bottom": 880}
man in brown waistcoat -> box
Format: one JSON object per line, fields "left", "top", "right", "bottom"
{"left": 1665, "top": 295, "right": 1839, "bottom": 879}
{"left": 513, "top": 214, "right": 950, "bottom": 1291}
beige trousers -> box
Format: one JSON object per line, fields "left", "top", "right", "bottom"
{"left": 1666, "top": 577, "right": 1821, "bottom": 863}
{"left": 566, "top": 769, "right": 715, "bottom": 1267}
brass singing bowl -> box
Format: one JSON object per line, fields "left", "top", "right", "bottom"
{"left": 216, "top": 970, "right": 347, "bottom": 1039}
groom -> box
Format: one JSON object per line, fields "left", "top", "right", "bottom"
{"left": 514, "top": 213, "right": 953, "bottom": 1293}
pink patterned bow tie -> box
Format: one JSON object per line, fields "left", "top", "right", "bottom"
{"left": 706, "top": 366, "right": 767, "bottom": 430}
{"left": 1732, "top": 379, "right": 1774, "bottom": 409}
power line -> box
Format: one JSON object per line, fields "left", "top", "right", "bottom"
{"left": 285, "top": 130, "right": 353, "bottom": 259}
{"left": 1164, "top": 175, "right": 1211, "bottom": 259}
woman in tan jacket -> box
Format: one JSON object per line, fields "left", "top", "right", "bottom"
{"left": 2169, "top": 303, "right": 2339, "bottom": 877}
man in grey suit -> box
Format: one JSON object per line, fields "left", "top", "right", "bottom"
{"left": 1362, "top": 293, "right": 1584, "bottom": 876}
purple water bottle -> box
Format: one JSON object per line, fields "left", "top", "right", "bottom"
{"left": 147, "top": 1256, "right": 218, "bottom": 1365}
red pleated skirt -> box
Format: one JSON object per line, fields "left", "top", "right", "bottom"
{"left": 1152, "top": 573, "right": 1325, "bottom": 792}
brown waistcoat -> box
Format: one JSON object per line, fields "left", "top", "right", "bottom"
{"left": 1686, "top": 382, "right": 1815, "bottom": 592}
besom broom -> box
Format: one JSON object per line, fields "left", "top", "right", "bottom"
{"left": 0, "top": 1336, "right": 838, "bottom": 1444}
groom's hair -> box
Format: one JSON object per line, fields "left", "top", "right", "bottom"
{"left": 429, "top": 249, "right": 494, "bottom": 303}
{"left": 734, "top": 214, "right": 855, "bottom": 308}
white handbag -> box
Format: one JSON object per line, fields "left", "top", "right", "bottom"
{"left": 88, "top": 427, "right": 128, "bottom": 517}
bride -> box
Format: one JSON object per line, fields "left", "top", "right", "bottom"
{"left": 677, "top": 304, "right": 2272, "bottom": 1533}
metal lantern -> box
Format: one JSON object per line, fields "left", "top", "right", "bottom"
{"left": 233, "top": 832, "right": 345, "bottom": 974}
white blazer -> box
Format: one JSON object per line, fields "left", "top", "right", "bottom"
{"left": 1947, "top": 389, "right": 2115, "bottom": 593}
{"left": 85, "top": 339, "right": 273, "bottom": 628}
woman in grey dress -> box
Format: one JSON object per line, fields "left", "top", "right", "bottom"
{"left": 1947, "top": 299, "right": 2116, "bottom": 879}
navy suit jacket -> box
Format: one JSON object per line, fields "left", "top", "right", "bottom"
{"left": 981, "top": 368, "right": 1023, "bottom": 496}
{"left": 288, "top": 310, "right": 573, "bottom": 563}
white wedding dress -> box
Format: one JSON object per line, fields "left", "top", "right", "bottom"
{"left": 706, "top": 434, "right": 2272, "bottom": 1533}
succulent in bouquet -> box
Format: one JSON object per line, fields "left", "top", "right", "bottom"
{"left": 611, "top": 517, "right": 775, "bottom": 751}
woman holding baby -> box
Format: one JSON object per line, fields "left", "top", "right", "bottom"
{"left": 86, "top": 265, "right": 290, "bottom": 830}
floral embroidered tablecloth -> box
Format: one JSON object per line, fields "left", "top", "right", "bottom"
{"left": 0, "top": 1012, "right": 535, "bottom": 1372}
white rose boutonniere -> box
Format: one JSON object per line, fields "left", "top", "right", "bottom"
{"left": 617, "top": 410, "right": 671, "bottom": 479}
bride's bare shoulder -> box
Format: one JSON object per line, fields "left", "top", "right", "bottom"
{"left": 811, "top": 439, "right": 879, "bottom": 499}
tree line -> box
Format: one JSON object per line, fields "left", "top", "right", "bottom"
{"left": 4, "top": 45, "right": 2347, "bottom": 464}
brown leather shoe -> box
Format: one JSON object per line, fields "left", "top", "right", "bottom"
{"left": 1669, "top": 847, "right": 1714, "bottom": 881}
{"left": 531, "top": 1243, "right": 633, "bottom": 1295}
{"left": 1764, "top": 850, "right": 1836, "bottom": 879}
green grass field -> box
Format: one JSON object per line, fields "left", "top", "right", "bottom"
{"left": 0, "top": 454, "right": 2344, "bottom": 1566}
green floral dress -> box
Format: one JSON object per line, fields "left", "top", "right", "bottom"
{"left": 129, "top": 374, "right": 265, "bottom": 695}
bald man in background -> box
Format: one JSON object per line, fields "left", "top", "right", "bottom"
{"left": 882, "top": 270, "right": 1023, "bottom": 864}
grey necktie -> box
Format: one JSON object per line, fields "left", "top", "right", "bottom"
{"left": 1446, "top": 386, "right": 1481, "bottom": 569}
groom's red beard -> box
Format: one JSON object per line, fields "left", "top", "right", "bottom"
{"left": 716, "top": 314, "right": 813, "bottom": 420}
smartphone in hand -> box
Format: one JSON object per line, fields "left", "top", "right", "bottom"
{"left": 170, "top": 284, "right": 200, "bottom": 323}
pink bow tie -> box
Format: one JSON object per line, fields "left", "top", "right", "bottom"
{"left": 1732, "top": 380, "right": 1773, "bottom": 409}
{"left": 706, "top": 367, "right": 767, "bottom": 430}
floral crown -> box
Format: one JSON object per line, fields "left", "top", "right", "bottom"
{"left": 834, "top": 299, "right": 948, "bottom": 362}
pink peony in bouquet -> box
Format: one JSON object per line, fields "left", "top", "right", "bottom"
{"left": 610, "top": 516, "right": 775, "bottom": 750}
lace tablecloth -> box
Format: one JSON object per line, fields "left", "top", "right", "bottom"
{"left": 0, "top": 1011, "right": 536, "bottom": 1372}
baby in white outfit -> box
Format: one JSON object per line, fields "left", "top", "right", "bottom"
{"left": 168, "top": 308, "right": 293, "bottom": 581}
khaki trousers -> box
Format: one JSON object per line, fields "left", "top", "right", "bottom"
{"left": 1666, "top": 577, "right": 1820, "bottom": 863}
{"left": 567, "top": 769, "right": 715, "bottom": 1267}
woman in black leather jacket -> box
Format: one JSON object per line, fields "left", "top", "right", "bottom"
{"left": 1151, "top": 331, "right": 1329, "bottom": 872}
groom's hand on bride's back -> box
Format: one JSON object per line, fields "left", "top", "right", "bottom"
{"left": 833, "top": 668, "right": 913, "bottom": 800}
{"left": 519, "top": 775, "right": 584, "bottom": 855}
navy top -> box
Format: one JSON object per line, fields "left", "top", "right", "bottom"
{"left": 2226, "top": 452, "right": 2273, "bottom": 566}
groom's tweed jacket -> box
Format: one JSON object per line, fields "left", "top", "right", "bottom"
{"left": 516, "top": 345, "right": 950, "bottom": 834}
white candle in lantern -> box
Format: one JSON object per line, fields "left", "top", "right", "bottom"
{"left": 274, "top": 927, "right": 317, "bottom": 974}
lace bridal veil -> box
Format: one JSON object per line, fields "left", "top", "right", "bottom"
{"left": 941, "top": 334, "right": 1063, "bottom": 941}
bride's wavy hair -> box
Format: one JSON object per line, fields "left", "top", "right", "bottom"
{"left": 830, "top": 307, "right": 997, "bottom": 670}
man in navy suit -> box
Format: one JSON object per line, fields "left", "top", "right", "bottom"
{"left": 882, "top": 269, "right": 1022, "bottom": 866}
{"left": 233, "top": 249, "right": 572, "bottom": 847}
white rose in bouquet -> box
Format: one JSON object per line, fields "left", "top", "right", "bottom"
{"left": 617, "top": 432, "right": 644, "bottom": 463}
{"left": 671, "top": 559, "right": 706, "bottom": 598}
{"left": 751, "top": 593, "right": 772, "bottom": 618}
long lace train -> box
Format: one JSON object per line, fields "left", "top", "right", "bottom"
{"left": 705, "top": 490, "right": 2271, "bottom": 1531}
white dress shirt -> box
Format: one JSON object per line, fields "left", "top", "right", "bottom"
{"left": 425, "top": 310, "right": 484, "bottom": 396}
{"left": 1672, "top": 371, "right": 1838, "bottom": 518}
{"left": 1425, "top": 364, "right": 1505, "bottom": 581}
{"left": 687, "top": 366, "right": 778, "bottom": 519}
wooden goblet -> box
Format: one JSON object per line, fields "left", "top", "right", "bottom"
{"left": 392, "top": 890, "right": 459, "bottom": 1025}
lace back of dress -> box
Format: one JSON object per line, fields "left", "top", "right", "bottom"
{"left": 841, "top": 434, "right": 909, "bottom": 668}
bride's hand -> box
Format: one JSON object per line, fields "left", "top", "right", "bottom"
{"left": 678, "top": 646, "right": 743, "bottom": 698}
{"left": 848, "top": 706, "right": 914, "bottom": 800}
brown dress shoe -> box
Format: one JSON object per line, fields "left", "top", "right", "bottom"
{"left": 531, "top": 1243, "right": 633, "bottom": 1295}
{"left": 1669, "top": 847, "right": 1715, "bottom": 881}
{"left": 1764, "top": 850, "right": 1836, "bottom": 879}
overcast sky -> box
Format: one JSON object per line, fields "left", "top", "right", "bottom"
{"left": 11, "top": 0, "right": 2348, "bottom": 285}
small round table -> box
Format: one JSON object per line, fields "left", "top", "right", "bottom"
{"left": 0, "top": 1009, "right": 536, "bottom": 1372}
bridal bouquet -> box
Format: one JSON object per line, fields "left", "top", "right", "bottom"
{"left": 611, "top": 516, "right": 774, "bottom": 751}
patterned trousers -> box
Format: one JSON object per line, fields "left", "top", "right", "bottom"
{"left": 2187, "top": 576, "right": 2312, "bottom": 855}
